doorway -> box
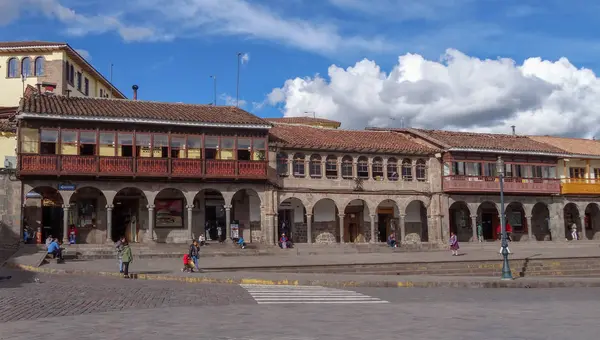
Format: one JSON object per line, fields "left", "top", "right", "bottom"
{"left": 113, "top": 199, "right": 139, "bottom": 242}
{"left": 42, "top": 206, "right": 63, "bottom": 240}
{"left": 482, "top": 213, "right": 495, "bottom": 240}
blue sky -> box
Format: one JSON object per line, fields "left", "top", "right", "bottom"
{"left": 2, "top": 0, "right": 600, "bottom": 136}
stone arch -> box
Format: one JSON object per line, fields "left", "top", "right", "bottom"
{"left": 449, "top": 201, "right": 471, "bottom": 242}
{"left": 113, "top": 187, "right": 148, "bottom": 243}
{"left": 584, "top": 203, "right": 600, "bottom": 240}
{"left": 375, "top": 199, "right": 399, "bottom": 242}
{"left": 343, "top": 199, "right": 370, "bottom": 243}
{"left": 531, "top": 202, "right": 551, "bottom": 241}
{"left": 193, "top": 188, "right": 227, "bottom": 242}
{"left": 311, "top": 198, "right": 339, "bottom": 244}
{"left": 506, "top": 202, "right": 527, "bottom": 241}
{"left": 564, "top": 202, "right": 580, "bottom": 240}
{"left": 23, "top": 186, "right": 65, "bottom": 242}
{"left": 231, "top": 188, "right": 263, "bottom": 243}
{"left": 477, "top": 201, "right": 499, "bottom": 241}
{"left": 278, "top": 197, "right": 306, "bottom": 243}
{"left": 153, "top": 188, "right": 188, "bottom": 243}
{"left": 404, "top": 200, "right": 428, "bottom": 242}
{"left": 68, "top": 186, "right": 108, "bottom": 244}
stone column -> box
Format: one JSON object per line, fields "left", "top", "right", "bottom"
{"left": 471, "top": 215, "right": 477, "bottom": 242}
{"left": 337, "top": 157, "right": 342, "bottom": 179}
{"left": 399, "top": 214, "right": 406, "bottom": 244}
{"left": 187, "top": 204, "right": 194, "bottom": 240}
{"left": 338, "top": 213, "right": 345, "bottom": 243}
{"left": 106, "top": 204, "right": 114, "bottom": 242}
{"left": 62, "top": 204, "right": 70, "bottom": 243}
{"left": 383, "top": 159, "right": 388, "bottom": 181}
{"left": 147, "top": 204, "right": 155, "bottom": 242}
{"left": 370, "top": 214, "right": 376, "bottom": 243}
{"left": 580, "top": 215, "right": 587, "bottom": 240}
{"left": 225, "top": 204, "right": 232, "bottom": 240}
{"left": 526, "top": 215, "right": 534, "bottom": 242}
{"left": 306, "top": 213, "right": 313, "bottom": 244}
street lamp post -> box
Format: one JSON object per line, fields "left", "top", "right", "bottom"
{"left": 496, "top": 156, "right": 513, "bottom": 280}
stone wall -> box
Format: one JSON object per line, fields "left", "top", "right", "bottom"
{"left": 0, "top": 173, "right": 21, "bottom": 245}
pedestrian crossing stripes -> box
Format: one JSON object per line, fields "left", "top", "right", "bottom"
{"left": 240, "top": 284, "right": 389, "bottom": 304}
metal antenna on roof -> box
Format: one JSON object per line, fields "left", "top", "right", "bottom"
{"left": 110, "top": 63, "right": 113, "bottom": 83}
{"left": 236, "top": 53, "right": 242, "bottom": 107}
{"left": 400, "top": 117, "right": 405, "bottom": 128}
{"left": 210, "top": 75, "right": 217, "bottom": 106}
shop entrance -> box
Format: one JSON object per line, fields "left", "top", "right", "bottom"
{"left": 478, "top": 202, "right": 499, "bottom": 241}
{"left": 113, "top": 199, "right": 139, "bottom": 242}
{"left": 24, "top": 187, "right": 64, "bottom": 242}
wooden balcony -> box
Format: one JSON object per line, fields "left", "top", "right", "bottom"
{"left": 443, "top": 175, "right": 560, "bottom": 194}
{"left": 561, "top": 178, "right": 600, "bottom": 195}
{"left": 18, "top": 154, "right": 267, "bottom": 179}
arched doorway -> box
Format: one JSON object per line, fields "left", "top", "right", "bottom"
{"left": 194, "top": 189, "right": 226, "bottom": 242}
{"left": 449, "top": 201, "right": 471, "bottom": 242}
{"left": 24, "top": 186, "right": 64, "bottom": 242}
{"left": 563, "top": 203, "right": 580, "bottom": 240}
{"left": 506, "top": 202, "right": 526, "bottom": 241}
{"left": 584, "top": 203, "right": 600, "bottom": 240}
{"left": 113, "top": 187, "right": 147, "bottom": 243}
{"left": 69, "top": 187, "right": 107, "bottom": 244}
{"left": 232, "top": 189, "right": 262, "bottom": 243}
{"left": 278, "top": 197, "right": 306, "bottom": 243}
{"left": 531, "top": 202, "right": 551, "bottom": 241}
{"left": 344, "top": 199, "right": 369, "bottom": 243}
{"left": 376, "top": 199, "right": 399, "bottom": 242}
{"left": 477, "top": 201, "right": 498, "bottom": 240}
{"left": 405, "top": 200, "right": 428, "bottom": 242}
{"left": 311, "top": 198, "right": 339, "bottom": 244}
{"left": 154, "top": 188, "right": 187, "bottom": 243}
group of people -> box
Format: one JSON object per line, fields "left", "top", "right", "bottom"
{"left": 45, "top": 235, "right": 64, "bottom": 261}
{"left": 115, "top": 236, "right": 133, "bottom": 278}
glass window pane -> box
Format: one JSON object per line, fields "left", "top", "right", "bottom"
{"left": 186, "top": 136, "right": 202, "bottom": 148}
{"left": 118, "top": 133, "right": 133, "bottom": 145}
{"left": 41, "top": 130, "right": 58, "bottom": 142}
{"left": 20, "top": 128, "right": 39, "bottom": 153}
{"left": 171, "top": 136, "right": 185, "bottom": 148}
{"left": 221, "top": 137, "right": 234, "bottom": 149}
{"left": 153, "top": 134, "right": 168, "bottom": 147}
{"left": 238, "top": 138, "right": 251, "bottom": 149}
{"left": 205, "top": 137, "right": 218, "bottom": 148}
{"left": 100, "top": 132, "right": 115, "bottom": 145}
{"left": 136, "top": 134, "right": 151, "bottom": 146}
{"left": 80, "top": 131, "right": 96, "bottom": 144}
{"left": 253, "top": 139, "right": 266, "bottom": 149}
{"left": 61, "top": 131, "right": 77, "bottom": 143}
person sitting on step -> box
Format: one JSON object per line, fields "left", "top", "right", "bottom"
{"left": 279, "top": 233, "right": 292, "bottom": 249}
{"left": 47, "top": 238, "right": 64, "bottom": 262}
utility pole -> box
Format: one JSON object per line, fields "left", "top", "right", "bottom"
{"left": 210, "top": 75, "right": 217, "bottom": 106}
{"left": 236, "top": 52, "right": 242, "bottom": 107}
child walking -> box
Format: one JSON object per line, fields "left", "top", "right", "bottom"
{"left": 449, "top": 231, "right": 460, "bottom": 256}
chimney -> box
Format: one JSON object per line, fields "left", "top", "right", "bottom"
{"left": 132, "top": 85, "right": 139, "bottom": 100}
{"left": 511, "top": 125, "right": 516, "bottom": 136}
{"left": 65, "top": 89, "right": 71, "bottom": 98}
{"left": 36, "top": 83, "right": 41, "bottom": 93}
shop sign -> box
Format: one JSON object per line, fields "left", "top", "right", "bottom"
{"left": 58, "top": 184, "right": 76, "bottom": 191}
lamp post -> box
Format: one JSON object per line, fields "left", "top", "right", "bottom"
{"left": 496, "top": 156, "right": 513, "bottom": 280}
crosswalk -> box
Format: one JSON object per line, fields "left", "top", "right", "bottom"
{"left": 240, "top": 284, "right": 389, "bottom": 304}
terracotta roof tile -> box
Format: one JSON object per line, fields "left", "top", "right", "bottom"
{"left": 269, "top": 123, "right": 438, "bottom": 154}
{"left": 266, "top": 116, "right": 341, "bottom": 127}
{"left": 529, "top": 136, "right": 600, "bottom": 157}
{"left": 19, "top": 95, "right": 271, "bottom": 127}
{"left": 0, "top": 107, "right": 17, "bottom": 133}
{"left": 0, "top": 41, "right": 66, "bottom": 48}
{"left": 407, "top": 128, "right": 567, "bottom": 154}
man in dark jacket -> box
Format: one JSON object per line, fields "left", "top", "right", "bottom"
{"left": 189, "top": 240, "right": 200, "bottom": 271}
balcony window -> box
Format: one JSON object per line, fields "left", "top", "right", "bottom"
{"left": 205, "top": 137, "right": 218, "bottom": 159}
{"left": 252, "top": 139, "right": 266, "bottom": 161}
{"left": 293, "top": 153, "right": 305, "bottom": 177}
{"left": 220, "top": 137, "right": 235, "bottom": 160}
{"left": 326, "top": 155, "right": 338, "bottom": 179}
{"left": 465, "top": 162, "right": 481, "bottom": 176}
{"left": 372, "top": 157, "right": 384, "bottom": 180}
{"left": 443, "top": 162, "right": 450, "bottom": 176}
{"left": 40, "top": 129, "right": 58, "bottom": 155}
{"left": 277, "top": 152, "right": 288, "bottom": 176}
{"left": 76, "top": 72, "right": 82, "bottom": 91}
{"left": 79, "top": 131, "right": 96, "bottom": 156}
{"left": 186, "top": 136, "right": 202, "bottom": 159}
{"left": 135, "top": 134, "right": 151, "bottom": 157}
{"left": 342, "top": 156, "right": 353, "bottom": 179}
{"left": 309, "top": 154, "right": 322, "bottom": 178}
{"left": 34, "top": 57, "right": 44, "bottom": 76}
{"left": 170, "top": 136, "right": 186, "bottom": 158}
{"left": 483, "top": 162, "right": 497, "bottom": 177}
{"left": 387, "top": 157, "right": 398, "bottom": 181}
{"left": 452, "top": 162, "right": 465, "bottom": 175}
{"left": 118, "top": 133, "right": 133, "bottom": 157}
{"left": 401, "top": 158, "right": 412, "bottom": 180}
{"left": 570, "top": 167, "right": 585, "bottom": 179}
{"left": 99, "top": 132, "right": 116, "bottom": 156}
{"left": 237, "top": 138, "right": 251, "bottom": 160}
{"left": 594, "top": 168, "right": 600, "bottom": 180}
{"left": 61, "top": 131, "right": 78, "bottom": 155}
{"left": 416, "top": 159, "right": 427, "bottom": 182}
{"left": 545, "top": 166, "right": 557, "bottom": 179}
{"left": 357, "top": 156, "right": 368, "bottom": 179}
{"left": 20, "top": 128, "right": 39, "bottom": 154}
{"left": 153, "top": 134, "right": 169, "bottom": 158}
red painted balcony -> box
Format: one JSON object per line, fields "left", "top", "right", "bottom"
{"left": 443, "top": 175, "right": 561, "bottom": 194}
{"left": 19, "top": 154, "right": 267, "bottom": 180}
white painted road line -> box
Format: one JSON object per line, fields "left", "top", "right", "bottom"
{"left": 240, "top": 284, "right": 389, "bottom": 304}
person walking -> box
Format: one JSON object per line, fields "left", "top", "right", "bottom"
{"left": 189, "top": 240, "right": 200, "bottom": 271}
{"left": 449, "top": 231, "right": 459, "bottom": 256}
{"left": 571, "top": 222, "right": 579, "bottom": 241}
{"left": 115, "top": 236, "right": 125, "bottom": 273}
{"left": 121, "top": 240, "right": 133, "bottom": 278}
{"left": 477, "top": 222, "right": 483, "bottom": 242}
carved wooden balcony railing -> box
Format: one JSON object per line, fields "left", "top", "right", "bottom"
{"left": 443, "top": 175, "right": 560, "bottom": 194}
{"left": 561, "top": 178, "right": 600, "bottom": 195}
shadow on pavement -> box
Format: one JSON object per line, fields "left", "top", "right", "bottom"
{"left": 0, "top": 223, "right": 43, "bottom": 288}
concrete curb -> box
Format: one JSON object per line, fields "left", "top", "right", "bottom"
{"left": 7, "top": 262, "right": 600, "bottom": 288}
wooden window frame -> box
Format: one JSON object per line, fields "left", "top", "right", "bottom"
{"left": 99, "top": 130, "right": 117, "bottom": 157}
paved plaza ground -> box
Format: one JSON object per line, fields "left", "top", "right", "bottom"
{"left": 1, "top": 267, "right": 600, "bottom": 339}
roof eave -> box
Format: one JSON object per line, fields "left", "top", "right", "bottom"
{"left": 17, "top": 112, "right": 272, "bottom": 130}
{"left": 269, "top": 143, "right": 436, "bottom": 155}
{"left": 447, "top": 147, "right": 569, "bottom": 158}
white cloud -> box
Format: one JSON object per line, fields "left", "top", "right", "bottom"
{"left": 75, "top": 48, "right": 91, "bottom": 60}
{"left": 220, "top": 93, "right": 247, "bottom": 108}
{"left": 240, "top": 53, "right": 250, "bottom": 64}
{"left": 268, "top": 49, "right": 600, "bottom": 138}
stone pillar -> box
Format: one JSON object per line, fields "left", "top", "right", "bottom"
{"left": 399, "top": 214, "right": 406, "bottom": 244}
{"left": 526, "top": 215, "right": 534, "bottom": 242}
{"left": 337, "top": 157, "right": 343, "bottom": 179}
{"left": 62, "top": 204, "right": 70, "bottom": 243}
{"left": 187, "top": 204, "right": 194, "bottom": 240}
{"left": 370, "top": 214, "right": 376, "bottom": 243}
{"left": 106, "top": 204, "right": 114, "bottom": 242}
{"left": 383, "top": 159, "right": 388, "bottom": 181}
{"left": 580, "top": 215, "right": 587, "bottom": 240}
{"left": 147, "top": 204, "right": 155, "bottom": 242}
{"left": 338, "top": 213, "right": 345, "bottom": 243}
{"left": 225, "top": 204, "right": 232, "bottom": 240}
{"left": 470, "top": 215, "right": 477, "bottom": 242}
{"left": 306, "top": 213, "right": 313, "bottom": 244}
